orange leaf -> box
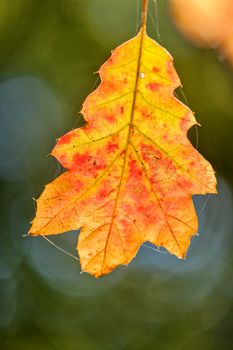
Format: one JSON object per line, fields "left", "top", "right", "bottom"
{"left": 170, "top": 0, "right": 233, "bottom": 65}
{"left": 30, "top": 0, "right": 216, "bottom": 277}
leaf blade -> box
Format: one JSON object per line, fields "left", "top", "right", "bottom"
{"left": 30, "top": 26, "right": 216, "bottom": 277}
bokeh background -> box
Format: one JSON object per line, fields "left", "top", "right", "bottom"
{"left": 1, "top": 0, "right": 233, "bottom": 349}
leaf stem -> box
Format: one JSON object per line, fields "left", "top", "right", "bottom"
{"left": 142, "top": 0, "right": 148, "bottom": 29}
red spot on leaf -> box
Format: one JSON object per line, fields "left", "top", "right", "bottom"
{"left": 58, "top": 133, "right": 73, "bottom": 145}
{"left": 178, "top": 178, "right": 193, "bottom": 191}
{"left": 126, "top": 156, "right": 149, "bottom": 203}
{"left": 101, "top": 81, "right": 117, "bottom": 94}
{"left": 153, "top": 66, "right": 161, "bottom": 73}
{"left": 180, "top": 113, "right": 191, "bottom": 131}
{"left": 138, "top": 106, "right": 152, "bottom": 119}
{"left": 83, "top": 122, "right": 95, "bottom": 133}
{"left": 107, "top": 142, "right": 119, "bottom": 153}
{"left": 74, "top": 179, "right": 84, "bottom": 191}
{"left": 129, "top": 158, "right": 143, "bottom": 178}
{"left": 73, "top": 152, "right": 90, "bottom": 165}
{"left": 73, "top": 152, "right": 106, "bottom": 177}
{"left": 146, "top": 82, "right": 161, "bottom": 91}
{"left": 105, "top": 114, "right": 116, "bottom": 123}
{"left": 140, "top": 143, "right": 161, "bottom": 163}
{"left": 96, "top": 187, "right": 109, "bottom": 200}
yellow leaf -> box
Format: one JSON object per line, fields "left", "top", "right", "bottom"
{"left": 30, "top": 0, "right": 216, "bottom": 277}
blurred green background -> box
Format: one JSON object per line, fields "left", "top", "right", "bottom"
{"left": 1, "top": 0, "right": 233, "bottom": 349}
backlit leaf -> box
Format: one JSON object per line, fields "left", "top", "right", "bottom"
{"left": 30, "top": 0, "right": 216, "bottom": 277}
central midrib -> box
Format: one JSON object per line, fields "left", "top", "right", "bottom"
{"left": 101, "top": 28, "right": 146, "bottom": 269}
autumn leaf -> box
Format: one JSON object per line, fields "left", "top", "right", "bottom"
{"left": 170, "top": 0, "right": 233, "bottom": 66}
{"left": 29, "top": 0, "right": 216, "bottom": 277}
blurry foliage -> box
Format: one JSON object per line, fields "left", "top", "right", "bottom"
{"left": 0, "top": 0, "right": 233, "bottom": 349}
{"left": 170, "top": 0, "right": 233, "bottom": 65}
